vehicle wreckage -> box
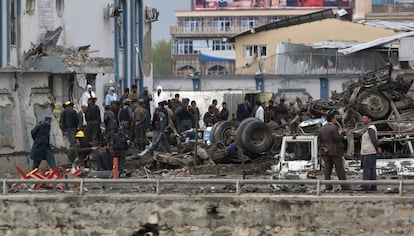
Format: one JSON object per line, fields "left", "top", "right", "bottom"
{"left": 70, "top": 66, "right": 414, "bottom": 180}
{"left": 145, "top": 67, "right": 414, "bottom": 176}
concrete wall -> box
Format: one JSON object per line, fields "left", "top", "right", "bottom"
{"left": 0, "top": 71, "right": 65, "bottom": 155}
{"left": 0, "top": 194, "right": 413, "bottom": 235}
{"left": 234, "top": 18, "right": 399, "bottom": 75}
{"left": 154, "top": 76, "right": 355, "bottom": 100}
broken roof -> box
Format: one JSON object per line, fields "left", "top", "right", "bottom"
{"left": 338, "top": 31, "right": 414, "bottom": 55}
{"left": 357, "top": 20, "right": 414, "bottom": 32}
{"left": 228, "top": 9, "right": 336, "bottom": 42}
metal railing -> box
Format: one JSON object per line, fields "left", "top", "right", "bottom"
{"left": 2, "top": 178, "right": 414, "bottom": 197}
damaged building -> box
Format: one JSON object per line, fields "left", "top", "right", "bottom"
{"left": 0, "top": 0, "right": 156, "bottom": 157}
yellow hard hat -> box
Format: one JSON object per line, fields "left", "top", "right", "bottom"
{"left": 64, "top": 101, "right": 72, "bottom": 106}
{"left": 75, "top": 130, "right": 85, "bottom": 138}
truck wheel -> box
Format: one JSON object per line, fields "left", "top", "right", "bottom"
{"left": 358, "top": 90, "right": 390, "bottom": 120}
{"left": 236, "top": 118, "right": 260, "bottom": 147}
{"left": 213, "top": 121, "right": 239, "bottom": 143}
{"left": 241, "top": 120, "right": 273, "bottom": 154}
{"left": 210, "top": 121, "right": 225, "bottom": 144}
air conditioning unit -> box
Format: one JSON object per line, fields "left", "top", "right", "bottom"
{"left": 105, "top": 3, "right": 122, "bottom": 18}
{"left": 145, "top": 7, "right": 159, "bottom": 23}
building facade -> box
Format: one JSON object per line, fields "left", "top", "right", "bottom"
{"left": 0, "top": 0, "right": 156, "bottom": 155}
{"left": 170, "top": 2, "right": 350, "bottom": 76}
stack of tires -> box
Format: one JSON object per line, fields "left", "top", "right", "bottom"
{"left": 210, "top": 118, "right": 273, "bottom": 154}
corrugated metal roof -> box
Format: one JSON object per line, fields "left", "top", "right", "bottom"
{"left": 357, "top": 20, "right": 414, "bottom": 31}
{"left": 311, "top": 41, "right": 359, "bottom": 49}
{"left": 338, "top": 31, "right": 414, "bottom": 55}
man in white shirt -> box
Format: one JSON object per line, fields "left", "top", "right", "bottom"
{"left": 255, "top": 100, "right": 265, "bottom": 122}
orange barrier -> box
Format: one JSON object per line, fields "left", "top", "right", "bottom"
{"left": 113, "top": 157, "right": 119, "bottom": 179}
{"left": 13, "top": 166, "right": 82, "bottom": 190}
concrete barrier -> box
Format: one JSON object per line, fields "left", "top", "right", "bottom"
{"left": 0, "top": 194, "right": 413, "bottom": 235}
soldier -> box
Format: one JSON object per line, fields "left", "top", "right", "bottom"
{"left": 134, "top": 99, "right": 147, "bottom": 150}
{"left": 85, "top": 98, "right": 101, "bottom": 145}
{"left": 118, "top": 98, "right": 134, "bottom": 138}
{"left": 30, "top": 116, "right": 56, "bottom": 170}
{"left": 139, "top": 86, "right": 152, "bottom": 128}
{"left": 148, "top": 108, "right": 171, "bottom": 155}
{"left": 203, "top": 105, "right": 218, "bottom": 127}
{"left": 190, "top": 100, "right": 201, "bottom": 128}
{"left": 60, "top": 101, "right": 79, "bottom": 148}
{"left": 128, "top": 84, "right": 139, "bottom": 102}
{"left": 104, "top": 105, "right": 118, "bottom": 144}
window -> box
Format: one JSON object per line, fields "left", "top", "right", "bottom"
{"left": 244, "top": 45, "right": 267, "bottom": 58}
{"left": 207, "top": 65, "right": 228, "bottom": 75}
{"left": 118, "top": 0, "right": 125, "bottom": 48}
{"left": 26, "top": 0, "right": 35, "bottom": 13}
{"left": 240, "top": 17, "right": 256, "bottom": 31}
{"left": 176, "top": 65, "right": 196, "bottom": 76}
{"left": 182, "top": 18, "right": 203, "bottom": 33}
{"left": 10, "top": 0, "right": 17, "bottom": 45}
{"left": 56, "top": 0, "right": 64, "bottom": 17}
{"left": 173, "top": 39, "right": 197, "bottom": 55}
{"left": 212, "top": 18, "right": 231, "bottom": 32}
{"left": 212, "top": 40, "right": 233, "bottom": 51}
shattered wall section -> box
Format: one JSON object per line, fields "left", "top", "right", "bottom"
{"left": 0, "top": 71, "right": 65, "bottom": 155}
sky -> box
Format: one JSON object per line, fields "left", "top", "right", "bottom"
{"left": 152, "top": 0, "right": 191, "bottom": 43}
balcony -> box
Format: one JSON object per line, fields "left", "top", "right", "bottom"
{"left": 171, "top": 25, "right": 251, "bottom": 37}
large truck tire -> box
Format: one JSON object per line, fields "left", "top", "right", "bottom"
{"left": 236, "top": 118, "right": 260, "bottom": 147}
{"left": 213, "top": 121, "right": 239, "bottom": 143}
{"left": 210, "top": 121, "right": 225, "bottom": 144}
{"left": 241, "top": 121, "right": 273, "bottom": 154}
{"left": 358, "top": 90, "right": 390, "bottom": 120}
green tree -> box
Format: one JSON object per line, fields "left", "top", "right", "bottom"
{"left": 152, "top": 39, "right": 172, "bottom": 76}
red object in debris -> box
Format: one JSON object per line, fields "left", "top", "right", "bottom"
{"left": 13, "top": 165, "right": 83, "bottom": 190}
{"left": 113, "top": 157, "right": 119, "bottom": 179}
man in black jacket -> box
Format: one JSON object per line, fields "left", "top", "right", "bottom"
{"left": 85, "top": 98, "right": 101, "bottom": 145}
{"left": 317, "top": 112, "right": 350, "bottom": 191}
{"left": 236, "top": 97, "right": 251, "bottom": 122}
{"left": 60, "top": 101, "right": 79, "bottom": 148}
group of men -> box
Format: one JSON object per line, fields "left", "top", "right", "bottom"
{"left": 318, "top": 112, "right": 381, "bottom": 192}
{"left": 236, "top": 97, "right": 299, "bottom": 129}
{"left": 30, "top": 86, "right": 382, "bottom": 191}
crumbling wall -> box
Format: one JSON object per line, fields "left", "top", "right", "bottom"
{"left": 0, "top": 195, "right": 413, "bottom": 235}
{"left": 0, "top": 71, "right": 65, "bottom": 155}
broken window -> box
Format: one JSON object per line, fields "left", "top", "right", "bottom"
{"left": 25, "top": 0, "right": 35, "bottom": 13}
{"left": 176, "top": 65, "right": 196, "bottom": 76}
{"left": 244, "top": 45, "right": 267, "bottom": 58}
{"left": 207, "top": 65, "right": 228, "bottom": 75}
{"left": 284, "top": 142, "right": 312, "bottom": 161}
{"left": 56, "top": 0, "right": 64, "bottom": 17}
{"left": 10, "top": 0, "right": 17, "bottom": 45}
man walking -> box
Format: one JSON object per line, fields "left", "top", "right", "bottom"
{"left": 360, "top": 114, "right": 381, "bottom": 191}
{"left": 30, "top": 116, "right": 56, "bottom": 170}
{"left": 317, "top": 112, "right": 350, "bottom": 191}
{"left": 148, "top": 108, "right": 171, "bottom": 155}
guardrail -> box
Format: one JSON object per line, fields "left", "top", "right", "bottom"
{"left": 2, "top": 178, "right": 414, "bottom": 196}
